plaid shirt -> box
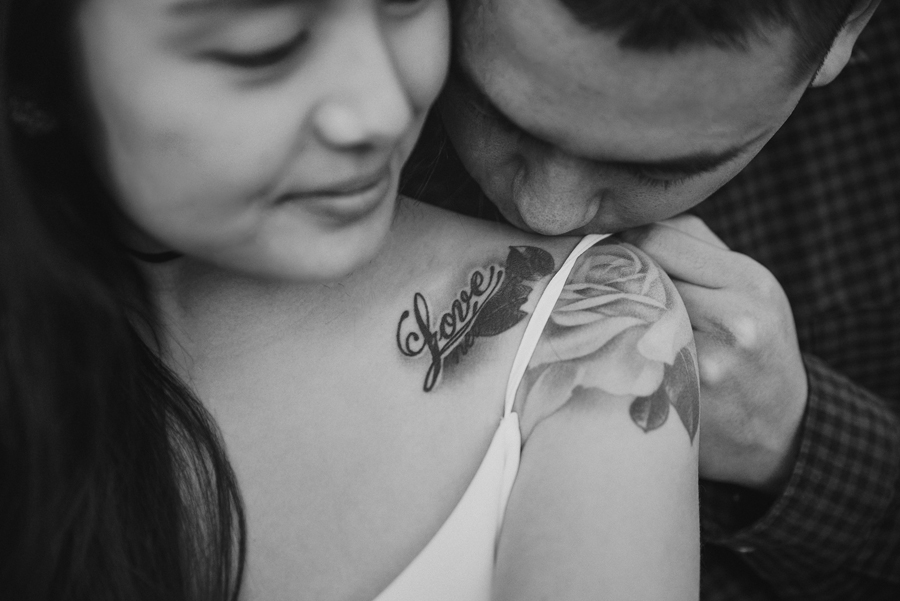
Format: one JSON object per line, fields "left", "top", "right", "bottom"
{"left": 693, "top": 3, "right": 900, "bottom": 599}
{"left": 402, "top": 3, "right": 900, "bottom": 598}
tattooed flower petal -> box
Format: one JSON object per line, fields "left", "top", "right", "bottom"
{"left": 531, "top": 244, "right": 692, "bottom": 399}
{"left": 521, "top": 362, "right": 582, "bottom": 434}
{"left": 532, "top": 315, "right": 644, "bottom": 365}
{"left": 574, "top": 327, "right": 666, "bottom": 397}
{"left": 637, "top": 303, "right": 694, "bottom": 364}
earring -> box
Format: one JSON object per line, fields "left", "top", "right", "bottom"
{"left": 8, "top": 95, "right": 58, "bottom": 135}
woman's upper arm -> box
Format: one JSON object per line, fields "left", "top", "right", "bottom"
{"left": 494, "top": 242, "right": 700, "bottom": 601}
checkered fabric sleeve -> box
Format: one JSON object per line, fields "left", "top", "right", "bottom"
{"left": 694, "top": 2, "right": 900, "bottom": 597}
{"left": 699, "top": 354, "right": 900, "bottom": 601}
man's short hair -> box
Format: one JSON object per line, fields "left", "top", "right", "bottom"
{"left": 556, "top": 0, "right": 860, "bottom": 83}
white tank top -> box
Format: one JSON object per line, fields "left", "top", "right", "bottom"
{"left": 374, "top": 234, "right": 609, "bottom": 600}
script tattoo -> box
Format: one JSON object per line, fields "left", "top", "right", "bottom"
{"left": 397, "top": 246, "right": 555, "bottom": 392}
{"left": 521, "top": 244, "right": 699, "bottom": 442}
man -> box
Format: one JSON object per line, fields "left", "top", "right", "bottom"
{"left": 403, "top": 0, "right": 899, "bottom": 598}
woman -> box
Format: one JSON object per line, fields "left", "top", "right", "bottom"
{"left": 0, "top": 0, "right": 699, "bottom": 599}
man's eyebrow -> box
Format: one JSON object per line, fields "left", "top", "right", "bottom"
{"left": 448, "top": 60, "right": 771, "bottom": 179}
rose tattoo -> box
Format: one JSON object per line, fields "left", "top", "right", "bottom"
{"left": 524, "top": 244, "right": 699, "bottom": 441}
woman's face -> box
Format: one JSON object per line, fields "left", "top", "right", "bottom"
{"left": 75, "top": 0, "right": 449, "bottom": 281}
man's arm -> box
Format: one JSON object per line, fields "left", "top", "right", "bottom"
{"left": 702, "top": 354, "right": 900, "bottom": 599}
{"left": 494, "top": 242, "right": 700, "bottom": 600}
{"left": 624, "top": 216, "right": 900, "bottom": 599}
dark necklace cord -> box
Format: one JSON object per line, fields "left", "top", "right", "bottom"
{"left": 126, "top": 248, "right": 184, "bottom": 263}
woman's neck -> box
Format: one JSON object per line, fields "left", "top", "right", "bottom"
{"left": 142, "top": 198, "right": 438, "bottom": 374}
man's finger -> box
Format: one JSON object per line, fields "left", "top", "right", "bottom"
{"left": 691, "top": 330, "right": 736, "bottom": 393}
{"left": 657, "top": 214, "right": 729, "bottom": 250}
{"left": 621, "top": 223, "right": 738, "bottom": 288}
{"left": 669, "top": 279, "right": 739, "bottom": 343}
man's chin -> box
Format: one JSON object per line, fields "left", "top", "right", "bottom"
{"left": 499, "top": 203, "right": 625, "bottom": 236}
{"left": 516, "top": 214, "right": 621, "bottom": 237}
{"left": 503, "top": 209, "right": 598, "bottom": 237}
{"left": 491, "top": 196, "right": 630, "bottom": 236}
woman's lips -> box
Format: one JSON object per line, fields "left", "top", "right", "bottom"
{"left": 277, "top": 167, "right": 394, "bottom": 226}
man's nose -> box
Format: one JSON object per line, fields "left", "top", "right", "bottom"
{"left": 513, "top": 150, "right": 603, "bottom": 235}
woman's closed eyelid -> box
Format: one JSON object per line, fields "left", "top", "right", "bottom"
{"left": 206, "top": 28, "right": 309, "bottom": 69}
{"left": 201, "top": 0, "right": 433, "bottom": 71}
{"left": 191, "top": 3, "right": 314, "bottom": 70}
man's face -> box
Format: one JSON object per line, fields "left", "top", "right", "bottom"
{"left": 442, "top": 0, "right": 812, "bottom": 235}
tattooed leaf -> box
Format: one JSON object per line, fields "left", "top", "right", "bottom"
{"left": 506, "top": 246, "right": 555, "bottom": 281}
{"left": 470, "top": 280, "right": 531, "bottom": 337}
{"left": 667, "top": 347, "right": 700, "bottom": 443}
{"left": 469, "top": 246, "right": 554, "bottom": 338}
{"left": 630, "top": 347, "right": 699, "bottom": 441}
{"left": 629, "top": 390, "right": 670, "bottom": 433}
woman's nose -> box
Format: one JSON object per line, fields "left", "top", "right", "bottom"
{"left": 513, "top": 150, "right": 604, "bottom": 235}
{"left": 312, "top": 26, "right": 414, "bottom": 151}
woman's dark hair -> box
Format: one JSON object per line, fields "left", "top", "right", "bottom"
{"left": 1, "top": 1, "right": 246, "bottom": 600}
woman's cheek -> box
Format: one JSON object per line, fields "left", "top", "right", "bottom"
{"left": 153, "top": 106, "right": 280, "bottom": 202}
{"left": 393, "top": 4, "right": 451, "bottom": 112}
{"left": 106, "top": 119, "right": 258, "bottom": 249}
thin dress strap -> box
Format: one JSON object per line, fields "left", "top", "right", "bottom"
{"left": 502, "top": 234, "right": 611, "bottom": 417}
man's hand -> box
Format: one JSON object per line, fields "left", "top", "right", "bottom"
{"left": 620, "top": 215, "right": 808, "bottom": 494}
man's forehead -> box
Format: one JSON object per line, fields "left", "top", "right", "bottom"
{"left": 457, "top": 0, "right": 805, "bottom": 162}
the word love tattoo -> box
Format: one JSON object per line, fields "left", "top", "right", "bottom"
{"left": 397, "top": 246, "right": 555, "bottom": 392}
{"left": 523, "top": 244, "right": 700, "bottom": 442}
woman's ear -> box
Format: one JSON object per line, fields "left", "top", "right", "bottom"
{"left": 811, "top": 0, "right": 882, "bottom": 87}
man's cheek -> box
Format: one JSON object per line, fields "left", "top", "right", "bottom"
{"left": 452, "top": 122, "right": 508, "bottom": 182}
{"left": 618, "top": 177, "right": 725, "bottom": 226}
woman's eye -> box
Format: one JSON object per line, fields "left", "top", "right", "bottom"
{"left": 208, "top": 30, "right": 308, "bottom": 69}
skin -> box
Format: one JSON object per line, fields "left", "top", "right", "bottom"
{"left": 65, "top": 0, "right": 699, "bottom": 601}
{"left": 443, "top": 0, "right": 808, "bottom": 237}
{"left": 69, "top": 1, "right": 699, "bottom": 598}
{"left": 75, "top": 0, "right": 449, "bottom": 283}
{"left": 621, "top": 215, "right": 807, "bottom": 492}
{"left": 443, "top": 0, "right": 880, "bottom": 493}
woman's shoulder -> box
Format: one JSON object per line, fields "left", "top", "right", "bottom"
{"left": 393, "top": 197, "right": 582, "bottom": 267}
{"left": 494, "top": 237, "right": 701, "bottom": 601}
{"left": 388, "top": 199, "right": 699, "bottom": 441}
{"left": 513, "top": 235, "right": 700, "bottom": 446}
{"left": 384, "top": 198, "right": 584, "bottom": 395}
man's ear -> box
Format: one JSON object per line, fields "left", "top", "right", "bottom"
{"left": 810, "top": 0, "right": 882, "bottom": 87}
